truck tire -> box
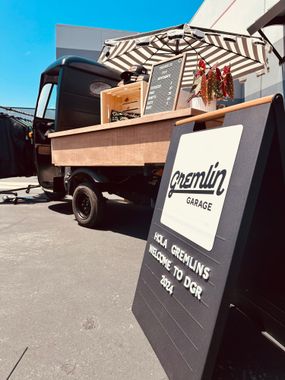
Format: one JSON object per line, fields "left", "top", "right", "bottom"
{"left": 72, "top": 183, "right": 103, "bottom": 228}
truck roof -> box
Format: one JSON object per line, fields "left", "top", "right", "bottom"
{"left": 43, "top": 55, "right": 121, "bottom": 81}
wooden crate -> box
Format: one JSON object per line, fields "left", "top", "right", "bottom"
{"left": 100, "top": 81, "right": 148, "bottom": 124}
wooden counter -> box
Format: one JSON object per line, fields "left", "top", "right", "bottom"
{"left": 49, "top": 108, "right": 198, "bottom": 167}
{"left": 49, "top": 96, "right": 275, "bottom": 167}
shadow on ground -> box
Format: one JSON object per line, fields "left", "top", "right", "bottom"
{"left": 48, "top": 199, "right": 154, "bottom": 240}
{"left": 0, "top": 192, "right": 49, "bottom": 205}
{"left": 48, "top": 199, "right": 73, "bottom": 215}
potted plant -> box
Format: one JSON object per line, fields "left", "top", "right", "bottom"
{"left": 189, "top": 59, "right": 234, "bottom": 111}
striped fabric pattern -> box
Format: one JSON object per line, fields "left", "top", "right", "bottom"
{"left": 98, "top": 24, "right": 267, "bottom": 87}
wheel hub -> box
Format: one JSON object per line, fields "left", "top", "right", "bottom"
{"left": 77, "top": 194, "right": 91, "bottom": 219}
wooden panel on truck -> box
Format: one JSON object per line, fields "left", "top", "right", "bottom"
{"left": 49, "top": 108, "right": 197, "bottom": 167}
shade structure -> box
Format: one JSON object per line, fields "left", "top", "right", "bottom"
{"left": 98, "top": 24, "right": 268, "bottom": 87}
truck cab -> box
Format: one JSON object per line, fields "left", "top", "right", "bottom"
{"left": 33, "top": 56, "right": 120, "bottom": 199}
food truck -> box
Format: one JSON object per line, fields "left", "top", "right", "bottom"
{"left": 31, "top": 24, "right": 268, "bottom": 228}
{"left": 33, "top": 55, "right": 197, "bottom": 227}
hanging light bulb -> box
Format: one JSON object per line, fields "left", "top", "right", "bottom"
{"left": 104, "top": 39, "right": 118, "bottom": 47}
{"left": 223, "top": 35, "right": 237, "bottom": 43}
{"left": 135, "top": 37, "right": 151, "bottom": 46}
{"left": 167, "top": 29, "right": 185, "bottom": 40}
{"left": 192, "top": 29, "right": 205, "bottom": 40}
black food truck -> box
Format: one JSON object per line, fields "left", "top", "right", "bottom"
{"left": 32, "top": 56, "right": 163, "bottom": 227}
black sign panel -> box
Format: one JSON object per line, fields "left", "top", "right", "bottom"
{"left": 132, "top": 95, "right": 285, "bottom": 380}
{"left": 143, "top": 55, "right": 185, "bottom": 115}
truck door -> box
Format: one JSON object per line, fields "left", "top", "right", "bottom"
{"left": 33, "top": 82, "right": 64, "bottom": 194}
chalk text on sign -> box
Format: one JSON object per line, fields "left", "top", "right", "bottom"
{"left": 149, "top": 244, "right": 172, "bottom": 272}
{"left": 183, "top": 275, "right": 203, "bottom": 300}
{"left": 154, "top": 232, "right": 168, "bottom": 249}
{"left": 160, "top": 275, "right": 174, "bottom": 296}
{"left": 171, "top": 244, "right": 211, "bottom": 281}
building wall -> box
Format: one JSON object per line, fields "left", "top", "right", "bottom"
{"left": 190, "top": 0, "right": 284, "bottom": 101}
{"left": 56, "top": 24, "right": 136, "bottom": 61}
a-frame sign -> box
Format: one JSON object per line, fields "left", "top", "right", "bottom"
{"left": 132, "top": 95, "right": 285, "bottom": 380}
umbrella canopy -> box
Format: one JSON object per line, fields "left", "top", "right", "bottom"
{"left": 98, "top": 24, "right": 268, "bottom": 87}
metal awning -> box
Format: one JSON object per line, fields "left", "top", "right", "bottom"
{"left": 247, "top": 0, "right": 285, "bottom": 64}
{"left": 248, "top": 0, "right": 285, "bottom": 33}
{"left": 98, "top": 23, "right": 268, "bottom": 87}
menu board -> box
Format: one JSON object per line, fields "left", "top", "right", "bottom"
{"left": 143, "top": 55, "right": 185, "bottom": 115}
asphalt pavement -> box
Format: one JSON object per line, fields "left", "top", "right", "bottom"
{"left": 0, "top": 177, "right": 166, "bottom": 380}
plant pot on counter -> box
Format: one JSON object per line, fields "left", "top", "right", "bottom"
{"left": 190, "top": 97, "right": 217, "bottom": 112}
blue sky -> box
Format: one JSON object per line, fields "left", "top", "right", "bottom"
{"left": 0, "top": 0, "right": 203, "bottom": 108}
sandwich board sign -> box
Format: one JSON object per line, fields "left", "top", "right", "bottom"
{"left": 132, "top": 95, "right": 285, "bottom": 380}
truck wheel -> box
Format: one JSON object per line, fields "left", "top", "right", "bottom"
{"left": 72, "top": 183, "right": 103, "bottom": 228}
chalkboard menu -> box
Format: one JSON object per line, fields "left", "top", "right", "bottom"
{"left": 143, "top": 55, "right": 185, "bottom": 115}
{"left": 132, "top": 95, "right": 285, "bottom": 380}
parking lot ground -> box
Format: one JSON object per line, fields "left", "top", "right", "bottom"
{"left": 0, "top": 177, "right": 166, "bottom": 380}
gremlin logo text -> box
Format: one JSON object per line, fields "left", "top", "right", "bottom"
{"left": 167, "top": 162, "right": 227, "bottom": 198}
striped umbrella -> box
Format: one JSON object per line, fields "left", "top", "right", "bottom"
{"left": 98, "top": 24, "right": 268, "bottom": 87}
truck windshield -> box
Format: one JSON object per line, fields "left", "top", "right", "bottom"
{"left": 36, "top": 83, "right": 57, "bottom": 120}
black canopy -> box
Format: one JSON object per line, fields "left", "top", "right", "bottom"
{"left": 0, "top": 114, "right": 34, "bottom": 178}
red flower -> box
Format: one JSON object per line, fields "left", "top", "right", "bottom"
{"left": 198, "top": 59, "right": 206, "bottom": 70}
{"left": 222, "top": 65, "right": 231, "bottom": 75}
{"left": 216, "top": 67, "right": 222, "bottom": 81}
{"left": 190, "top": 61, "right": 234, "bottom": 104}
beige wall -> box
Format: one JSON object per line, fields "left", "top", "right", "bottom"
{"left": 190, "top": 0, "right": 284, "bottom": 100}
{"left": 191, "top": 0, "right": 279, "bottom": 33}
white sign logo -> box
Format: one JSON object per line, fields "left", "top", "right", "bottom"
{"left": 161, "top": 125, "right": 243, "bottom": 251}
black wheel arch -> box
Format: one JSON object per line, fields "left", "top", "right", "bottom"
{"left": 67, "top": 168, "right": 109, "bottom": 195}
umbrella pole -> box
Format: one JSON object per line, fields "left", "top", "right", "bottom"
{"left": 175, "top": 40, "right": 180, "bottom": 55}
